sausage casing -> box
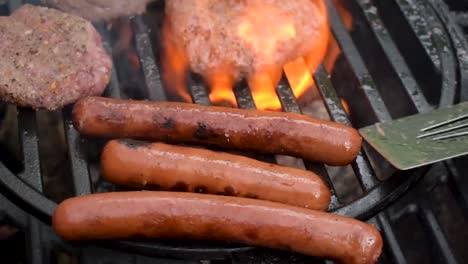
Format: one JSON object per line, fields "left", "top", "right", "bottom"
{"left": 73, "top": 97, "right": 362, "bottom": 166}
{"left": 101, "top": 139, "right": 331, "bottom": 210}
{"left": 53, "top": 192, "right": 383, "bottom": 264}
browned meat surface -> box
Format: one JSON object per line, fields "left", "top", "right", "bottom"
{"left": 73, "top": 97, "right": 362, "bottom": 166}
{"left": 100, "top": 140, "right": 331, "bottom": 210}
{"left": 53, "top": 192, "right": 383, "bottom": 264}
{"left": 44, "top": 0, "right": 154, "bottom": 21}
{"left": 165, "top": 0, "right": 328, "bottom": 81}
{"left": 0, "top": 4, "right": 112, "bottom": 109}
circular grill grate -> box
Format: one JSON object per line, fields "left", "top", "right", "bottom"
{"left": 0, "top": 0, "right": 466, "bottom": 259}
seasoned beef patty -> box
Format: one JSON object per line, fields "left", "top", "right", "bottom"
{"left": 0, "top": 4, "right": 112, "bottom": 109}
{"left": 44, "top": 0, "right": 154, "bottom": 21}
{"left": 165, "top": 0, "right": 328, "bottom": 81}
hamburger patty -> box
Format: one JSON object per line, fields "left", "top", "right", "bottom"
{"left": 165, "top": 0, "right": 328, "bottom": 80}
{"left": 0, "top": 4, "right": 112, "bottom": 109}
{"left": 44, "top": 0, "right": 155, "bottom": 21}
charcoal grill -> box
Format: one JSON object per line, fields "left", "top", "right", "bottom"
{"left": 0, "top": 0, "right": 467, "bottom": 262}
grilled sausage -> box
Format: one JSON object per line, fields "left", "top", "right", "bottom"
{"left": 53, "top": 192, "right": 383, "bottom": 264}
{"left": 73, "top": 96, "right": 361, "bottom": 165}
{"left": 101, "top": 139, "right": 331, "bottom": 210}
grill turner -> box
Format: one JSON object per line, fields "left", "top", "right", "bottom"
{"left": 359, "top": 102, "right": 468, "bottom": 170}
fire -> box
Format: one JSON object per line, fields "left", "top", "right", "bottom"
{"left": 324, "top": 0, "right": 353, "bottom": 72}
{"left": 284, "top": 57, "right": 315, "bottom": 99}
{"left": 341, "top": 98, "right": 351, "bottom": 114}
{"left": 283, "top": 0, "right": 352, "bottom": 106}
{"left": 248, "top": 65, "right": 283, "bottom": 110}
{"left": 237, "top": 13, "right": 296, "bottom": 59}
{"left": 161, "top": 0, "right": 344, "bottom": 110}
{"left": 205, "top": 67, "right": 237, "bottom": 107}
{"left": 161, "top": 20, "right": 192, "bottom": 103}
{"left": 283, "top": 0, "right": 330, "bottom": 103}
{"left": 234, "top": 3, "right": 297, "bottom": 110}
{"left": 237, "top": 0, "right": 329, "bottom": 110}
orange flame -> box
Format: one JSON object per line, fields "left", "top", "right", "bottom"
{"left": 161, "top": 19, "right": 192, "bottom": 103}
{"left": 282, "top": 0, "right": 352, "bottom": 106}
{"left": 305, "top": 0, "right": 330, "bottom": 74}
{"left": 324, "top": 0, "right": 353, "bottom": 72}
{"left": 341, "top": 98, "right": 351, "bottom": 115}
{"left": 235, "top": 3, "right": 297, "bottom": 110}
{"left": 205, "top": 67, "right": 237, "bottom": 107}
{"left": 237, "top": 13, "right": 296, "bottom": 59}
{"left": 284, "top": 57, "right": 315, "bottom": 99}
{"left": 161, "top": 0, "right": 343, "bottom": 110}
{"left": 283, "top": 0, "right": 329, "bottom": 102}
{"left": 248, "top": 65, "right": 283, "bottom": 110}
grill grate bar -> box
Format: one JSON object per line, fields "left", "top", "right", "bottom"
{"left": 445, "top": 160, "right": 468, "bottom": 220}
{"left": 188, "top": 76, "right": 210, "bottom": 106}
{"left": 81, "top": 248, "right": 135, "bottom": 264}
{"left": 440, "top": 13, "right": 468, "bottom": 102}
{"left": 377, "top": 213, "right": 407, "bottom": 264}
{"left": 408, "top": 0, "right": 457, "bottom": 108}
{"left": 96, "top": 24, "right": 122, "bottom": 99}
{"left": 351, "top": 155, "right": 380, "bottom": 193}
{"left": 26, "top": 216, "right": 48, "bottom": 264}
{"left": 17, "top": 109, "right": 43, "bottom": 191}
{"left": 275, "top": 79, "right": 339, "bottom": 202}
{"left": 314, "top": 66, "right": 379, "bottom": 192}
{"left": 275, "top": 80, "right": 303, "bottom": 114}
{"left": 132, "top": 17, "right": 167, "bottom": 102}
{"left": 63, "top": 116, "right": 92, "bottom": 196}
{"left": 394, "top": 0, "right": 441, "bottom": 70}
{"left": 234, "top": 82, "right": 257, "bottom": 109}
{"left": 306, "top": 162, "right": 341, "bottom": 208}
{"left": 379, "top": 0, "right": 457, "bottom": 109}
{"left": 327, "top": 2, "right": 392, "bottom": 123}
{"left": 312, "top": 67, "right": 350, "bottom": 124}
{"left": 418, "top": 202, "right": 459, "bottom": 264}
{"left": 356, "top": 0, "right": 432, "bottom": 113}
{"left": 63, "top": 23, "right": 123, "bottom": 196}
{"left": 0, "top": 192, "right": 28, "bottom": 227}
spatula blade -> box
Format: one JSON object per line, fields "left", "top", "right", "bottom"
{"left": 359, "top": 102, "right": 468, "bottom": 170}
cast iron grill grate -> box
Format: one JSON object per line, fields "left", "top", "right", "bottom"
{"left": 0, "top": 0, "right": 467, "bottom": 263}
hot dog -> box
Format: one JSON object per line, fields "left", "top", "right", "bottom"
{"left": 72, "top": 96, "right": 362, "bottom": 166}
{"left": 53, "top": 192, "right": 382, "bottom": 264}
{"left": 101, "top": 139, "right": 331, "bottom": 210}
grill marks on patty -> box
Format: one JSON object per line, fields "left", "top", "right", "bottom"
{"left": 0, "top": 4, "right": 112, "bottom": 109}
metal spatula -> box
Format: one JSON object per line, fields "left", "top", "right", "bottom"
{"left": 359, "top": 102, "right": 468, "bottom": 170}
